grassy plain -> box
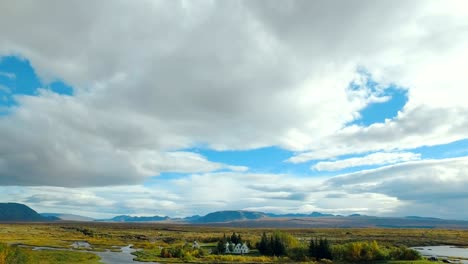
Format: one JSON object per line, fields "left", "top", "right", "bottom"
{"left": 0, "top": 222, "right": 467, "bottom": 263}
{"left": 22, "top": 249, "right": 101, "bottom": 264}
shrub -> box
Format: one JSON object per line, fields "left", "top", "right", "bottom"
{"left": 389, "top": 246, "right": 422, "bottom": 260}
{"left": 332, "top": 241, "right": 386, "bottom": 262}
{"left": 319, "top": 258, "right": 333, "bottom": 264}
{"left": 288, "top": 247, "right": 309, "bottom": 261}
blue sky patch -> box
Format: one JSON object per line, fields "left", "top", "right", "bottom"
{"left": 0, "top": 56, "right": 73, "bottom": 112}
{"left": 349, "top": 70, "right": 408, "bottom": 126}
{"left": 188, "top": 146, "right": 316, "bottom": 176}
{"left": 358, "top": 87, "right": 408, "bottom": 126}
{"left": 415, "top": 138, "right": 468, "bottom": 160}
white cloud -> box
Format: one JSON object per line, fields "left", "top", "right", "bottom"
{"left": 0, "top": 170, "right": 401, "bottom": 218}
{"left": 289, "top": 105, "right": 468, "bottom": 162}
{"left": 1, "top": 1, "right": 465, "bottom": 160}
{"left": 312, "top": 152, "right": 421, "bottom": 171}
{"left": 0, "top": 90, "right": 246, "bottom": 187}
{"left": 131, "top": 151, "right": 248, "bottom": 176}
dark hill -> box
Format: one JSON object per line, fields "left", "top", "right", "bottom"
{"left": 194, "top": 210, "right": 268, "bottom": 223}
{"left": 0, "top": 203, "right": 57, "bottom": 222}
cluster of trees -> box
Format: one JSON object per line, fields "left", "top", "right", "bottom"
{"left": 0, "top": 243, "right": 29, "bottom": 264}
{"left": 256, "top": 231, "right": 300, "bottom": 257}
{"left": 309, "top": 238, "right": 333, "bottom": 260}
{"left": 332, "top": 241, "right": 422, "bottom": 262}
{"left": 253, "top": 233, "right": 421, "bottom": 263}
{"left": 257, "top": 232, "right": 285, "bottom": 256}
{"left": 256, "top": 232, "right": 333, "bottom": 261}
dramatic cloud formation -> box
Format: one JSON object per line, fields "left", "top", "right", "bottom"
{"left": 326, "top": 157, "right": 468, "bottom": 219}
{"left": 0, "top": 0, "right": 468, "bottom": 219}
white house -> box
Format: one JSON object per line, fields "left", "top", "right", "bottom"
{"left": 225, "top": 242, "right": 249, "bottom": 254}
{"left": 233, "top": 243, "right": 242, "bottom": 253}
{"left": 192, "top": 241, "right": 200, "bottom": 249}
{"left": 241, "top": 243, "right": 249, "bottom": 254}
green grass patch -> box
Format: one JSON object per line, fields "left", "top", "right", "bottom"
{"left": 24, "top": 249, "right": 101, "bottom": 264}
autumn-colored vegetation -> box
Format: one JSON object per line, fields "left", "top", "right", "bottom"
{"left": 0, "top": 222, "right": 467, "bottom": 263}
{"left": 0, "top": 243, "right": 100, "bottom": 264}
{"left": 0, "top": 243, "right": 29, "bottom": 264}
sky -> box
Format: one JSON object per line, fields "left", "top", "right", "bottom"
{"left": 1, "top": 0, "right": 468, "bottom": 220}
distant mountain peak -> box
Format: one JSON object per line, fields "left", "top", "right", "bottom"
{"left": 348, "top": 214, "right": 363, "bottom": 217}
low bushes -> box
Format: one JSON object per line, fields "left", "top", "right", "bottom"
{"left": 332, "top": 241, "right": 422, "bottom": 262}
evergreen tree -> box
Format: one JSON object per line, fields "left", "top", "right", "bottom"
{"left": 322, "top": 238, "right": 332, "bottom": 260}
{"left": 272, "top": 233, "right": 286, "bottom": 256}
{"left": 257, "top": 232, "right": 269, "bottom": 255}
{"left": 310, "top": 237, "right": 333, "bottom": 260}
{"left": 309, "top": 238, "right": 316, "bottom": 258}
{"left": 231, "top": 232, "right": 238, "bottom": 244}
{"left": 319, "top": 238, "right": 326, "bottom": 259}
{"left": 216, "top": 240, "right": 225, "bottom": 254}
{"left": 269, "top": 236, "right": 274, "bottom": 255}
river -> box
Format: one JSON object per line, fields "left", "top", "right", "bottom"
{"left": 33, "top": 243, "right": 159, "bottom": 264}
{"left": 412, "top": 246, "right": 468, "bottom": 263}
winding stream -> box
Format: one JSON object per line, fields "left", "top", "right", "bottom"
{"left": 33, "top": 243, "right": 158, "bottom": 264}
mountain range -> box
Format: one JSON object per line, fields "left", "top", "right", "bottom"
{"left": 1, "top": 203, "right": 468, "bottom": 229}
{"left": 99, "top": 215, "right": 170, "bottom": 222}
